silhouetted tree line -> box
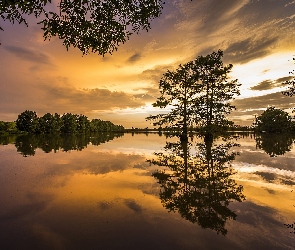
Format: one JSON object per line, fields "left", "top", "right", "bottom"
{"left": 0, "top": 121, "right": 18, "bottom": 134}
{"left": 12, "top": 110, "right": 124, "bottom": 134}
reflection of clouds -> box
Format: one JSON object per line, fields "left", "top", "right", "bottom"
{"left": 0, "top": 201, "right": 48, "bottom": 223}
{"left": 0, "top": 135, "right": 295, "bottom": 248}
{"left": 237, "top": 147, "right": 295, "bottom": 171}
{"left": 31, "top": 223, "right": 67, "bottom": 250}
{"left": 231, "top": 135, "right": 295, "bottom": 188}
{"left": 230, "top": 201, "right": 291, "bottom": 247}
{"left": 0, "top": 191, "right": 55, "bottom": 229}
{"left": 235, "top": 201, "right": 283, "bottom": 227}
{"left": 10, "top": 148, "right": 153, "bottom": 194}
{"left": 98, "top": 201, "right": 114, "bottom": 211}
{"left": 124, "top": 199, "right": 143, "bottom": 213}
{"left": 235, "top": 162, "right": 295, "bottom": 177}
{"left": 233, "top": 161, "right": 295, "bottom": 187}
{"left": 92, "top": 147, "right": 158, "bottom": 156}
{"left": 62, "top": 152, "right": 147, "bottom": 175}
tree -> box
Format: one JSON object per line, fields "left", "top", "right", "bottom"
{"left": 0, "top": 0, "right": 164, "bottom": 55}
{"left": 77, "top": 114, "right": 90, "bottom": 133}
{"left": 147, "top": 50, "right": 239, "bottom": 139}
{"left": 0, "top": 121, "right": 5, "bottom": 132}
{"left": 60, "top": 113, "right": 78, "bottom": 133}
{"left": 16, "top": 110, "right": 39, "bottom": 133}
{"left": 146, "top": 61, "right": 199, "bottom": 140}
{"left": 0, "top": 121, "right": 17, "bottom": 134}
{"left": 90, "top": 118, "right": 103, "bottom": 132}
{"left": 38, "top": 112, "right": 61, "bottom": 133}
{"left": 255, "top": 107, "right": 292, "bottom": 133}
{"left": 192, "top": 50, "right": 240, "bottom": 135}
{"left": 282, "top": 57, "right": 295, "bottom": 98}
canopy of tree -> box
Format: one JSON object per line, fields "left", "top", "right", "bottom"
{"left": 0, "top": 120, "right": 17, "bottom": 134}
{"left": 255, "top": 107, "right": 293, "bottom": 133}
{"left": 0, "top": 0, "right": 164, "bottom": 55}
{"left": 282, "top": 57, "right": 295, "bottom": 97}
{"left": 147, "top": 50, "right": 240, "bottom": 138}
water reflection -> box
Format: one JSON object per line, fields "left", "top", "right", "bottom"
{"left": 150, "top": 135, "right": 245, "bottom": 235}
{"left": 255, "top": 133, "right": 295, "bottom": 157}
{"left": 0, "top": 133, "right": 294, "bottom": 249}
{"left": 0, "top": 133, "right": 123, "bottom": 157}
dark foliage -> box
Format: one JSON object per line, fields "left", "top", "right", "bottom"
{"left": 0, "top": 0, "right": 164, "bottom": 55}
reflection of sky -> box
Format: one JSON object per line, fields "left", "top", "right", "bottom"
{"left": 0, "top": 134, "right": 294, "bottom": 249}
{"left": 233, "top": 136, "right": 295, "bottom": 187}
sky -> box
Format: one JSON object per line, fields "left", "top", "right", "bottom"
{"left": 1, "top": 0, "right": 295, "bottom": 128}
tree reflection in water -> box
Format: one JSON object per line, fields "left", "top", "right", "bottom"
{"left": 150, "top": 135, "right": 245, "bottom": 235}
{"left": 255, "top": 133, "right": 295, "bottom": 157}
{"left": 10, "top": 133, "right": 123, "bottom": 157}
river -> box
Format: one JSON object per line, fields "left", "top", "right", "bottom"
{"left": 0, "top": 132, "right": 294, "bottom": 249}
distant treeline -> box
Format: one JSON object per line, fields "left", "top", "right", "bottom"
{"left": 0, "top": 121, "right": 17, "bottom": 134}
{"left": 126, "top": 125, "right": 253, "bottom": 134}
{"left": 0, "top": 110, "right": 124, "bottom": 134}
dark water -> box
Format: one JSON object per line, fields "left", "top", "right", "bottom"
{"left": 0, "top": 133, "right": 294, "bottom": 249}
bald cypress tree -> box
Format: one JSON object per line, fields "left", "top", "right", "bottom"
{"left": 147, "top": 50, "right": 240, "bottom": 139}
{"left": 192, "top": 50, "right": 240, "bottom": 135}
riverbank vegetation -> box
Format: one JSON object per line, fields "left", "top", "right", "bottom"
{"left": 0, "top": 110, "right": 124, "bottom": 135}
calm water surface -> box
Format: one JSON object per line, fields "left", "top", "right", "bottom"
{"left": 0, "top": 133, "right": 294, "bottom": 249}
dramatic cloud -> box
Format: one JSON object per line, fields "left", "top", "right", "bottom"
{"left": 275, "top": 76, "right": 294, "bottom": 84}
{"left": 41, "top": 84, "right": 145, "bottom": 114}
{"left": 199, "top": 0, "right": 248, "bottom": 31}
{"left": 225, "top": 37, "right": 279, "bottom": 64}
{"left": 250, "top": 76, "right": 294, "bottom": 91}
{"left": 126, "top": 52, "right": 142, "bottom": 64}
{"left": 133, "top": 93, "right": 157, "bottom": 102}
{"left": 250, "top": 80, "right": 278, "bottom": 91}
{"left": 5, "top": 45, "right": 54, "bottom": 66}
{"left": 0, "top": 77, "right": 145, "bottom": 119}
{"left": 232, "top": 91, "right": 295, "bottom": 111}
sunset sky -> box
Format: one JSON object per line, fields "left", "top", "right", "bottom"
{"left": 1, "top": 0, "right": 295, "bottom": 128}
